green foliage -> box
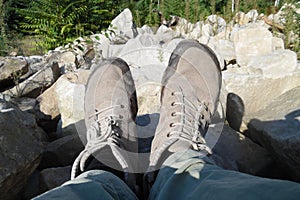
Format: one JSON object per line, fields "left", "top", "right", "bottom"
{"left": 280, "top": 1, "right": 300, "bottom": 57}
{"left": 17, "top": 0, "right": 124, "bottom": 51}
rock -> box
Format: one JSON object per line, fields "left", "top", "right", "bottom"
{"left": 222, "top": 67, "right": 300, "bottom": 123}
{"left": 39, "top": 166, "right": 71, "bottom": 193}
{"left": 246, "top": 9, "right": 259, "bottom": 22}
{"left": 172, "top": 17, "right": 194, "bottom": 38}
{"left": 22, "top": 171, "right": 40, "bottom": 200}
{"left": 206, "top": 15, "right": 227, "bottom": 35}
{"left": 247, "top": 86, "right": 300, "bottom": 181}
{"left": 0, "top": 99, "right": 44, "bottom": 200}
{"left": 188, "top": 21, "right": 203, "bottom": 40}
{"left": 37, "top": 70, "right": 89, "bottom": 137}
{"left": 138, "top": 25, "right": 154, "bottom": 35}
{"left": 247, "top": 50, "right": 297, "bottom": 78}
{"left": 272, "top": 37, "right": 285, "bottom": 51}
{"left": 26, "top": 56, "right": 43, "bottom": 66}
{"left": 10, "top": 97, "right": 37, "bottom": 113}
{"left": 234, "top": 11, "right": 250, "bottom": 25}
{"left": 207, "top": 124, "right": 273, "bottom": 175}
{"left": 155, "top": 25, "right": 174, "bottom": 44}
{"left": 58, "top": 51, "right": 78, "bottom": 73}
{"left": 39, "top": 134, "right": 84, "bottom": 169}
{"left": 232, "top": 23, "right": 273, "bottom": 66}
{"left": 215, "top": 39, "right": 236, "bottom": 64}
{"left": 119, "top": 34, "right": 169, "bottom": 68}
{"left": 55, "top": 71, "right": 89, "bottom": 136}
{"left": 0, "top": 57, "right": 28, "bottom": 90}
{"left": 110, "top": 8, "right": 135, "bottom": 40}
{"left": 2, "top": 62, "right": 60, "bottom": 98}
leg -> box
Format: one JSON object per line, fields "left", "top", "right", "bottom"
{"left": 34, "top": 170, "right": 138, "bottom": 200}
{"left": 145, "top": 39, "right": 300, "bottom": 199}
{"left": 150, "top": 150, "right": 300, "bottom": 200}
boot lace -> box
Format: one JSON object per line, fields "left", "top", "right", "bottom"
{"left": 149, "top": 89, "right": 212, "bottom": 169}
{"left": 71, "top": 105, "right": 129, "bottom": 180}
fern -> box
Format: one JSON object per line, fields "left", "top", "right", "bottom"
{"left": 17, "top": 0, "right": 125, "bottom": 51}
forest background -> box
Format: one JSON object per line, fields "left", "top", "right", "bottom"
{"left": 0, "top": 0, "right": 299, "bottom": 56}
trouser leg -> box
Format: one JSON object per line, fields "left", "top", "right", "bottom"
{"left": 34, "top": 170, "right": 138, "bottom": 200}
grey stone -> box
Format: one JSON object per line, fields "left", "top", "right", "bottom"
{"left": 10, "top": 97, "right": 37, "bottom": 113}
{"left": 57, "top": 51, "right": 78, "bottom": 73}
{"left": 207, "top": 124, "right": 273, "bottom": 175}
{"left": 232, "top": 23, "right": 273, "bottom": 66}
{"left": 246, "top": 9, "right": 259, "bottom": 22}
{"left": 39, "top": 166, "right": 71, "bottom": 193}
{"left": 2, "top": 62, "right": 60, "bottom": 98}
{"left": 206, "top": 15, "right": 227, "bottom": 35}
{"left": 272, "top": 37, "right": 285, "bottom": 51}
{"left": 247, "top": 86, "right": 300, "bottom": 181}
{"left": 215, "top": 39, "right": 236, "bottom": 64}
{"left": 155, "top": 25, "right": 174, "bottom": 44}
{"left": 110, "top": 8, "right": 134, "bottom": 39}
{"left": 222, "top": 67, "right": 300, "bottom": 119}
{"left": 40, "top": 134, "right": 85, "bottom": 169}
{"left": 0, "top": 99, "right": 44, "bottom": 200}
{"left": 247, "top": 50, "right": 297, "bottom": 78}
{"left": 0, "top": 57, "right": 28, "bottom": 90}
{"left": 37, "top": 70, "right": 89, "bottom": 136}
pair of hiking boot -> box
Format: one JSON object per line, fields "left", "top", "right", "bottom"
{"left": 70, "top": 39, "right": 222, "bottom": 196}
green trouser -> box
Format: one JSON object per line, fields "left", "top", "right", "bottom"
{"left": 34, "top": 150, "right": 300, "bottom": 200}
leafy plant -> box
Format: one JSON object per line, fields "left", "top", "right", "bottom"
{"left": 17, "top": 0, "right": 124, "bottom": 51}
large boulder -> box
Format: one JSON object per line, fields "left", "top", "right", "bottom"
{"left": 223, "top": 66, "right": 300, "bottom": 129}
{"left": 232, "top": 23, "right": 273, "bottom": 66}
{"left": 208, "top": 124, "right": 273, "bottom": 175}
{"left": 39, "top": 166, "right": 71, "bottom": 193}
{"left": 39, "top": 134, "right": 84, "bottom": 169}
{"left": 2, "top": 62, "right": 60, "bottom": 98}
{"left": 247, "top": 86, "right": 300, "bottom": 181}
{"left": 110, "top": 8, "right": 136, "bottom": 40}
{"left": 0, "top": 57, "right": 28, "bottom": 91}
{"left": 0, "top": 99, "right": 44, "bottom": 200}
{"left": 247, "top": 49, "right": 297, "bottom": 78}
{"left": 37, "top": 70, "right": 90, "bottom": 136}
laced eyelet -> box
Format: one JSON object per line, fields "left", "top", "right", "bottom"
{"left": 169, "top": 123, "right": 175, "bottom": 127}
{"left": 167, "top": 132, "right": 171, "bottom": 137}
{"left": 171, "top": 92, "right": 175, "bottom": 96}
{"left": 171, "top": 112, "right": 176, "bottom": 117}
{"left": 171, "top": 102, "right": 175, "bottom": 106}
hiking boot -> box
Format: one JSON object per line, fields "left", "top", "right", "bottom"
{"left": 147, "top": 39, "right": 222, "bottom": 180}
{"left": 71, "top": 58, "right": 138, "bottom": 192}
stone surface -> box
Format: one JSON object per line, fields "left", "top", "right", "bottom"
{"left": 208, "top": 124, "right": 273, "bottom": 175}
{"left": 206, "top": 15, "right": 227, "bottom": 35}
{"left": 222, "top": 67, "right": 300, "bottom": 120}
{"left": 58, "top": 51, "right": 78, "bottom": 73}
{"left": 2, "top": 62, "right": 60, "bottom": 98}
{"left": 247, "top": 50, "right": 297, "bottom": 78}
{"left": 110, "top": 8, "right": 135, "bottom": 39}
{"left": 215, "top": 39, "right": 236, "bottom": 64}
{"left": 40, "top": 134, "right": 85, "bottom": 169}
{"left": 37, "top": 70, "right": 90, "bottom": 136}
{"left": 39, "top": 166, "right": 71, "bottom": 193}
{"left": 232, "top": 23, "right": 273, "bottom": 66}
{"left": 272, "top": 37, "right": 285, "bottom": 51}
{"left": 55, "top": 70, "right": 89, "bottom": 135}
{"left": 246, "top": 86, "right": 300, "bottom": 181}
{"left": 0, "top": 57, "right": 28, "bottom": 90}
{"left": 0, "top": 99, "right": 44, "bottom": 200}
